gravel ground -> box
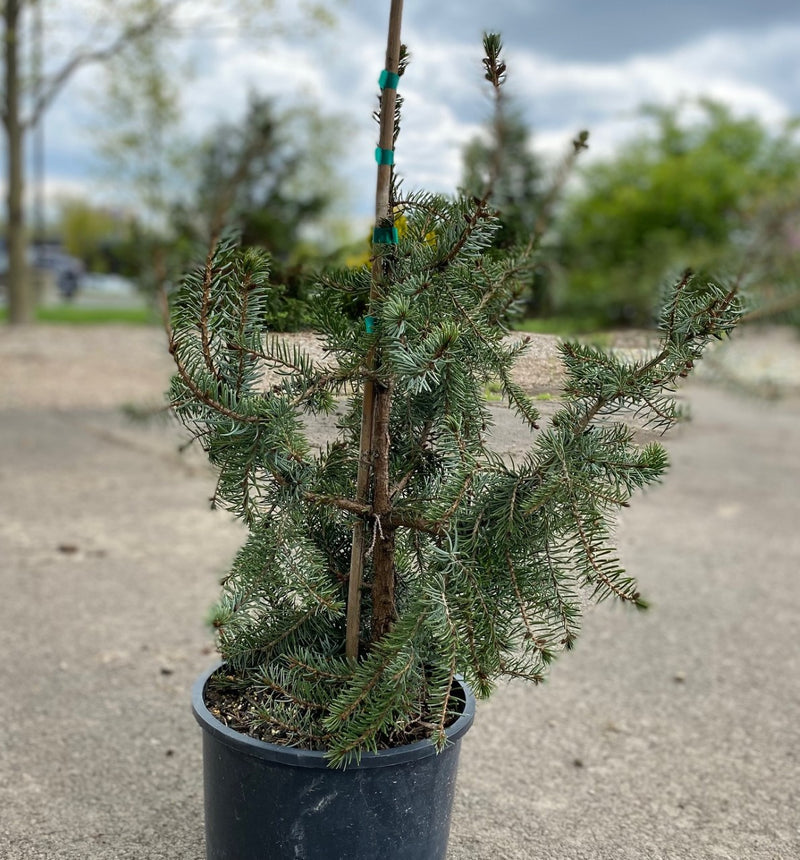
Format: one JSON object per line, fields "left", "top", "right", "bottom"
{"left": 0, "top": 325, "right": 567, "bottom": 411}
{"left": 3, "top": 323, "right": 799, "bottom": 411}
{"left": 0, "top": 326, "right": 174, "bottom": 410}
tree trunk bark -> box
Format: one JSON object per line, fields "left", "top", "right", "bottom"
{"left": 369, "top": 380, "right": 396, "bottom": 643}
{"left": 4, "top": 0, "right": 33, "bottom": 325}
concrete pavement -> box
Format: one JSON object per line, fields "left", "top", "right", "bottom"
{"left": 1, "top": 367, "right": 799, "bottom": 858}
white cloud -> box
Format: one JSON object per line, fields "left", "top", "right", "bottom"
{"left": 32, "top": 13, "right": 800, "bottom": 227}
{"left": 513, "top": 24, "right": 800, "bottom": 160}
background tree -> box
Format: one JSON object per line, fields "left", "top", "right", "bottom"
{"left": 731, "top": 175, "right": 800, "bottom": 327}
{"left": 556, "top": 98, "right": 800, "bottom": 327}
{"left": 167, "top": 95, "right": 344, "bottom": 329}
{"left": 1, "top": 0, "right": 180, "bottom": 325}
{"left": 461, "top": 101, "right": 543, "bottom": 250}
{"left": 459, "top": 65, "right": 590, "bottom": 321}
{"left": 172, "top": 97, "right": 338, "bottom": 255}
{"left": 460, "top": 90, "right": 549, "bottom": 314}
{"left": 57, "top": 198, "right": 137, "bottom": 274}
{"left": 1, "top": 0, "right": 339, "bottom": 326}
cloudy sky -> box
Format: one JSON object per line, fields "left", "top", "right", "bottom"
{"left": 36, "top": 0, "right": 800, "bottom": 224}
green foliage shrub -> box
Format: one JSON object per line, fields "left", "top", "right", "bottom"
{"left": 557, "top": 99, "right": 800, "bottom": 326}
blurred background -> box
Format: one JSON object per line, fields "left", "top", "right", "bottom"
{"left": 1, "top": 0, "right": 799, "bottom": 334}
{"left": 2, "top": 6, "right": 799, "bottom": 858}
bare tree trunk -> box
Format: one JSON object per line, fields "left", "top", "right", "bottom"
{"left": 4, "top": 0, "right": 33, "bottom": 325}
{"left": 345, "top": 0, "right": 404, "bottom": 658}
{"left": 369, "top": 379, "right": 396, "bottom": 642}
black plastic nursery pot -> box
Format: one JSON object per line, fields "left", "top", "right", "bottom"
{"left": 192, "top": 663, "right": 476, "bottom": 860}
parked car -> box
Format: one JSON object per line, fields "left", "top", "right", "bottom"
{"left": 32, "top": 245, "right": 85, "bottom": 300}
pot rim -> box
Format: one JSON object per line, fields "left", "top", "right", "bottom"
{"left": 192, "top": 661, "right": 476, "bottom": 770}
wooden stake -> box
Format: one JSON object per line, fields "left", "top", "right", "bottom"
{"left": 345, "top": 0, "right": 404, "bottom": 660}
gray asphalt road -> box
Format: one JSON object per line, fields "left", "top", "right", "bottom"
{"left": 1, "top": 383, "right": 798, "bottom": 859}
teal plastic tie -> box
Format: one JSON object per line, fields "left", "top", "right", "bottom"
{"left": 378, "top": 69, "right": 400, "bottom": 90}
{"left": 372, "top": 226, "right": 398, "bottom": 245}
{"left": 365, "top": 315, "right": 376, "bottom": 334}
{"left": 374, "top": 147, "right": 395, "bottom": 166}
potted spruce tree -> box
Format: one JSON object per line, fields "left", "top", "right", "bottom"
{"left": 167, "top": 4, "right": 742, "bottom": 858}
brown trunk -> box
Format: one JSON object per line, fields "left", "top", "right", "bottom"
{"left": 4, "top": 0, "right": 33, "bottom": 325}
{"left": 345, "top": 0, "right": 404, "bottom": 659}
{"left": 344, "top": 381, "right": 376, "bottom": 658}
{"left": 369, "top": 380, "right": 396, "bottom": 643}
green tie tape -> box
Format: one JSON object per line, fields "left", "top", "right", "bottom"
{"left": 372, "top": 226, "right": 399, "bottom": 245}
{"left": 375, "top": 147, "right": 395, "bottom": 166}
{"left": 365, "top": 315, "right": 376, "bottom": 334}
{"left": 378, "top": 69, "right": 400, "bottom": 90}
